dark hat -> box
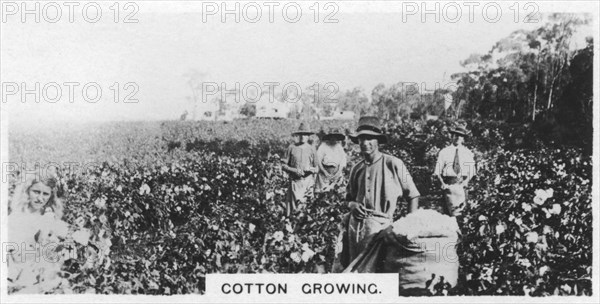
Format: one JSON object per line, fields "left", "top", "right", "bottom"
{"left": 322, "top": 127, "right": 345, "bottom": 141}
{"left": 349, "top": 116, "right": 388, "bottom": 144}
{"left": 292, "top": 122, "right": 314, "bottom": 135}
{"left": 449, "top": 125, "right": 469, "bottom": 137}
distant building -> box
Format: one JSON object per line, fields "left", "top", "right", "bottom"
{"left": 320, "top": 110, "right": 356, "bottom": 121}
{"left": 198, "top": 109, "right": 242, "bottom": 121}
{"left": 195, "top": 102, "right": 242, "bottom": 122}
{"left": 255, "top": 102, "right": 289, "bottom": 119}
{"left": 198, "top": 110, "right": 216, "bottom": 121}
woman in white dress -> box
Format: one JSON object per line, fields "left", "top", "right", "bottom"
{"left": 8, "top": 175, "right": 69, "bottom": 293}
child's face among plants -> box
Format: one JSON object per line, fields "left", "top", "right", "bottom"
{"left": 27, "top": 182, "right": 52, "bottom": 212}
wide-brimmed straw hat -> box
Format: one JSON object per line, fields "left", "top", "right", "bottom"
{"left": 292, "top": 122, "right": 314, "bottom": 136}
{"left": 322, "top": 127, "right": 346, "bottom": 141}
{"left": 449, "top": 125, "right": 469, "bottom": 137}
{"left": 349, "top": 116, "right": 388, "bottom": 144}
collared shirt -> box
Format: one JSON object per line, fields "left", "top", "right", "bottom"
{"left": 435, "top": 144, "right": 476, "bottom": 178}
{"left": 346, "top": 153, "right": 420, "bottom": 217}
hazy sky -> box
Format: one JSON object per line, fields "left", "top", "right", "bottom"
{"left": 1, "top": 1, "right": 596, "bottom": 123}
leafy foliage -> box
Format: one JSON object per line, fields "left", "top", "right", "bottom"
{"left": 7, "top": 118, "right": 592, "bottom": 296}
{"left": 459, "top": 147, "right": 592, "bottom": 295}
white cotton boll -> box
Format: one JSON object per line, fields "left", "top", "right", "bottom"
{"left": 272, "top": 231, "right": 284, "bottom": 242}
{"left": 72, "top": 229, "right": 91, "bottom": 246}
{"left": 526, "top": 232, "right": 539, "bottom": 243}
{"left": 301, "top": 248, "right": 315, "bottom": 262}
{"left": 285, "top": 223, "right": 294, "bottom": 233}
{"left": 94, "top": 197, "right": 107, "bottom": 209}
{"left": 539, "top": 265, "right": 549, "bottom": 276}
{"left": 533, "top": 188, "right": 553, "bottom": 205}
{"left": 518, "top": 258, "right": 531, "bottom": 267}
{"left": 139, "top": 183, "right": 151, "bottom": 195}
{"left": 290, "top": 252, "right": 301, "bottom": 264}
{"left": 550, "top": 204, "right": 562, "bottom": 215}
{"left": 543, "top": 209, "right": 552, "bottom": 219}
{"left": 533, "top": 195, "right": 545, "bottom": 206}
{"left": 533, "top": 189, "right": 548, "bottom": 205}
{"left": 515, "top": 218, "right": 523, "bottom": 226}
{"left": 495, "top": 224, "right": 505, "bottom": 235}
{"left": 534, "top": 189, "right": 547, "bottom": 199}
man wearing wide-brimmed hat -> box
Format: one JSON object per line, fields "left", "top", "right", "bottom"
{"left": 281, "top": 122, "right": 319, "bottom": 217}
{"left": 315, "top": 127, "right": 347, "bottom": 193}
{"left": 434, "top": 123, "right": 476, "bottom": 220}
{"left": 333, "top": 116, "right": 421, "bottom": 270}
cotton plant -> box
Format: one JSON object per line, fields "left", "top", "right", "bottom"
{"left": 7, "top": 211, "right": 99, "bottom": 294}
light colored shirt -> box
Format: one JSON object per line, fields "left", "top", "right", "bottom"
{"left": 315, "top": 142, "right": 347, "bottom": 192}
{"left": 346, "top": 153, "right": 420, "bottom": 217}
{"left": 435, "top": 144, "right": 476, "bottom": 178}
{"left": 317, "top": 142, "right": 347, "bottom": 170}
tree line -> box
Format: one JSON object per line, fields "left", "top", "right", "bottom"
{"left": 318, "top": 13, "right": 593, "bottom": 152}
{"left": 186, "top": 14, "right": 592, "bottom": 151}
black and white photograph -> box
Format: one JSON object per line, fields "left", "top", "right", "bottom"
{"left": 0, "top": 0, "right": 598, "bottom": 302}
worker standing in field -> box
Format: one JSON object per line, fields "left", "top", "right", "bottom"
{"left": 281, "top": 122, "right": 319, "bottom": 217}
{"left": 333, "top": 116, "right": 421, "bottom": 270}
{"left": 434, "top": 123, "right": 476, "bottom": 222}
{"left": 315, "top": 127, "right": 347, "bottom": 193}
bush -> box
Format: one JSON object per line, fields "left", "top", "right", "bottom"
{"left": 7, "top": 119, "right": 593, "bottom": 296}
{"left": 460, "top": 147, "right": 592, "bottom": 295}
